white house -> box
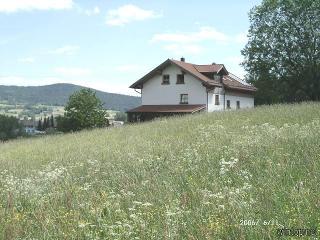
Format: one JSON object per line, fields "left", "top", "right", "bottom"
{"left": 127, "top": 58, "right": 256, "bottom": 122}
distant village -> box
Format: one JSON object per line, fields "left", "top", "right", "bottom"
{"left": 19, "top": 114, "right": 124, "bottom": 136}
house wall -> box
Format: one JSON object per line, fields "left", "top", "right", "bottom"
{"left": 207, "top": 88, "right": 254, "bottom": 112}
{"left": 141, "top": 64, "right": 207, "bottom": 105}
{"left": 224, "top": 91, "right": 254, "bottom": 109}
{"left": 207, "top": 87, "right": 225, "bottom": 112}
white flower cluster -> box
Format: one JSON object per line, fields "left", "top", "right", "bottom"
{"left": 219, "top": 157, "right": 239, "bottom": 175}
{"left": 0, "top": 162, "right": 69, "bottom": 199}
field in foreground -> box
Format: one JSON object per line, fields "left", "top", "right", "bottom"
{"left": 0, "top": 102, "right": 319, "bottom": 239}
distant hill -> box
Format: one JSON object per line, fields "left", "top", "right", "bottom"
{"left": 0, "top": 83, "right": 141, "bottom": 112}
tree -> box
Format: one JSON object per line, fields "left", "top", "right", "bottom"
{"left": 43, "top": 117, "right": 47, "bottom": 130}
{"left": 45, "top": 117, "right": 50, "bottom": 129}
{"left": 50, "top": 115, "right": 54, "bottom": 128}
{"left": 242, "top": 0, "right": 320, "bottom": 104}
{"left": 56, "top": 115, "right": 73, "bottom": 132}
{"left": 37, "top": 119, "right": 42, "bottom": 131}
{"left": 114, "top": 112, "right": 127, "bottom": 122}
{"left": 0, "top": 115, "right": 24, "bottom": 141}
{"left": 57, "top": 89, "right": 109, "bottom": 132}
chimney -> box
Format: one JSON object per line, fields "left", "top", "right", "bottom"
{"left": 180, "top": 57, "right": 185, "bottom": 62}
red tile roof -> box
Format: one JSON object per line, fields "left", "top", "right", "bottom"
{"left": 126, "top": 104, "right": 206, "bottom": 113}
{"left": 193, "top": 64, "right": 226, "bottom": 73}
{"left": 171, "top": 60, "right": 223, "bottom": 86}
{"left": 222, "top": 74, "right": 257, "bottom": 92}
{"left": 129, "top": 59, "right": 256, "bottom": 93}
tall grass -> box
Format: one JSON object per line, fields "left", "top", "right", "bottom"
{"left": 0, "top": 102, "right": 319, "bottom": 239}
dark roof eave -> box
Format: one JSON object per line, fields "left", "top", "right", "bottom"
{"left": 224, "top": 85, "right": 257, "bottom": 93}
{"left": 202, "top": 82, "right": 223, "bottom": 88}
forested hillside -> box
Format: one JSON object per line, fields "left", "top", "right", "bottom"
{"left": 0, "top": 84, "right": 141, "bottom": 111}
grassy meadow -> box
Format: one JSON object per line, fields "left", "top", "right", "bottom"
{"left": 0, "top": 102, "right": 319, "bottom": 239}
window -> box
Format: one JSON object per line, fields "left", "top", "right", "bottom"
{"left": 176, "top": 74, "right": 185, "bottom": 84}
{"left": 214, "top": 74, "right": 221, "bottom": 81}
{"left": 226, "top": 100, "right": 231, "bottom": 109}
{"left": 215, "top": 94, "right": 220, "bottom": 105}
{"left": 180, "top": 94, "right": 188, "bottom": 104}
{"left": 162, "top": 75, "right": 170, "bottom": 85}
{"left": 236, "top": 101, "right": 240, "bottom": 109}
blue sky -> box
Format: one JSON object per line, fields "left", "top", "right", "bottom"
{"left": 0, "top": 0, "right": 261, "bottom": 95}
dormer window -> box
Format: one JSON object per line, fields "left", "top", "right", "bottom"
{"left": 176, "top": 74, "right": 185, "bottom": 84}
{"left": 214, "top": 74, "right": 221, "bottom": 81}
{"left": 162, "top": 74, "right": 170, "bottom": 85}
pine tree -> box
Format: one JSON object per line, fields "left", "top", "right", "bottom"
{"left": 37, "top": 119, "right": 42, "bottom": 131}
{"left": 50, "top": 115, "right": 54, "bottom": 128}
{"left": 47, "top": 117, "right": 50, "bottom": 129}
{"left": 43, "top": 117, "right": 47, "bottom": 130}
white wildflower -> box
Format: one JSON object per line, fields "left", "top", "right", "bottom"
{"left": 218, "top": 205, "right": 225, "bottom": 210}
{"left": 141, "top": 202, "right": 153, "bottom": 207}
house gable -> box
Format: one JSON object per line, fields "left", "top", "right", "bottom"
{"left": 130, "top": 59, "right": 222, "bottom": 90}
{"left": 141, "top": 63, "right": 207, "bottom": 105}
{"left": 130, "top": 58, "right": 256, "bottom": 94}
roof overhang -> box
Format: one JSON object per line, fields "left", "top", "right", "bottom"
{"left": 224, "top": 85, "right": 257, "bottom": 93}
{"left": 217, "top": 65, "right": 229, "bottom": 75}
{"left": 129, "top": 59, "right": 171, "bottom": 89}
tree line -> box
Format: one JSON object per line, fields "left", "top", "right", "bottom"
{"left": 37, "top": 115, "right": 54, "bottom": 131}
{"left": 242, "top": 0, "right": 320, "bottom": 104}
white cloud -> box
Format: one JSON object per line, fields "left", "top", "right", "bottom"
{"left": 48, "top": 45, "right": 79, "bottom": 55}
{"left": 0, "top": 0, "right": 73, "bottom": 13}
{"left": 0, "top": 76, "right": 26, "bottom": 85}
{"left": 55, "top": 67, "right": 92, "bottom": 76}
{"left": 151, "top": 27, "right": 228, "bottom": 43}
{"left": 151, "top": 26, "right": 229, "bottom": 55}
{"left": 225, "top": 55, "right": 244, "bottom": 63}
{"left": 106, "top": 4, "right": 160, "bottom": 26}
{"left": 115, "top": 64, "right": 145, "bottom": 73}
{"left": 0, "top": 76, "right": 64, "bottom": 86}
{"left": 235, "top": 32, "right": 248, "bottom": 44}
{"left": 18, "top": 57, "right": 35, "bottom": 63}
{"left": 224, "top": 55, "right": 246, "bottom": 78}
{"left": 163, "top": 44, "right": 203, "bottom": 55}
{"left": 151, "top": 27, "right": 250, "bottom": 56}
{"left": 84, "top": 6, "right": 100, "bottom": 16}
